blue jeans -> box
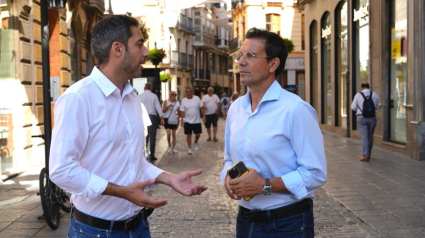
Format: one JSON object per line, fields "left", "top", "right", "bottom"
{"left": 236, "top": 201, "right": 314, "bottom": 238}
{"left": 68, "top": 216, "right": 151, "bottom": 238}
{"left": 357, "top": 116, "right": 377, "bottom": 158}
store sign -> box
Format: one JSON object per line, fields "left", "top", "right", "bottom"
{"left": 322, "top": 25, "right": 331, "bottom": 39}
{"left": 353, "top": 3, "right": 369, "bottom": 22}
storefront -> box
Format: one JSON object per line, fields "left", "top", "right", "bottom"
{"left": 302, "top": 0, "right": 425, "bottom": 160}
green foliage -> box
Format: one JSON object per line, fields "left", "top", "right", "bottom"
{"left": 147, "top": 48, "right": 166, "bottom": 65}
{"left": 139, "top": 21, "right": 149, "bottom": 42}
{"left": 160, "top": 73, "right": 172, "bottom": 83}
{"left": 282, "top": 38, "right": 295, "bottom": 53}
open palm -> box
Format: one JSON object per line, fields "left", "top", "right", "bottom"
{"left": 170, "top": 170, "right": 208, "bottom": 196}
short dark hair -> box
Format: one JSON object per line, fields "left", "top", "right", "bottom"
{"left": 144, "top": 82, "right": 152, "bottom": 90}
{"left": 91, "top": 15, "right": 140, "bottom": 65}
{"left": 245, "top": 28, "right": 288, "bottom": 76}
{"left": 361, "top": 82, "right": 370, "bottom": 89}
{"left": 185, "top": 87, "right": 192, "bottom": 91}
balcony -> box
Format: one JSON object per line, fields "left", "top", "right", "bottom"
{"left": 215, "top": 38, "right": 229, "bottom": 51}
{"left": 178, "top": 15, "right": 193, "bottom": 33}
{"left": 195, "top": 69, "right": 211, "bottom": 80}
{"left": 171, "top": 51, "right": 193, "bottom": 70}
{"left": 229, "top": 36, "right": 241, "bottom": 54}
{"left": 193, "top": 34, "right": 216, "bottom": 50}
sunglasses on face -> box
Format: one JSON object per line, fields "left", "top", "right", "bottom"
{"left": 170, "top": 94, "right": 177, "bottom": 96}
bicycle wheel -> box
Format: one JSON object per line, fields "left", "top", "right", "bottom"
{"left": 39, "top": 167, "right": 61, "bottom": 229}
{"left": 60, "top": 189, "right": 72, "bottom": 213}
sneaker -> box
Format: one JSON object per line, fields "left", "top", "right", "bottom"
{"left": 207, "top": 138, "right": 212, "bottom": 141}
{"left": 173, "top": 148, "right": 178, "bottom": 154}
{"left": 194, "top": 143, "right": 199, "bottom": 151}
{"left": 167, "top": 147, "right": 172, "bottom": 153}
{"left": 213, "top": 138, "right": 218, "bottom": 142}
{"left": 188, "top": 148, "right": 192, "bottom": 154}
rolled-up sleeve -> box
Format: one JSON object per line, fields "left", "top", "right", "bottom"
{"left": 281, "top": 102, "right": 327, "bottom": 200}
{"left": 49, "top": 93, "right": 108, "bottom": 201}
{"left": 220, "top": 106, "right": 233, "bottom": 185}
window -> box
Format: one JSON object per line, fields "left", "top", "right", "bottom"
{"left": 301, "top": 14, "right": 305, "bottom": 50}
{"left": 336, "top": 1, "right": 348, "bottom": 128}
{"left": 310, "top": 21, "right": 319, "bottom": 112}
{"left": 389, "top": 0, "right": 407, "bottom": 143}
{"left": 321, "top": 12, "right": 331, "bottom": 125}
{"left": 266, "top": 14, "right": 280, "bottom": 35}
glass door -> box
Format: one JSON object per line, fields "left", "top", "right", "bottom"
{"left": 336, "top": 1, "right": 348, "bottom": 128}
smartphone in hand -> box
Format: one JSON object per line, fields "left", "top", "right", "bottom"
{"left": 227, "top": 161, "right": 252, "bottom": 201}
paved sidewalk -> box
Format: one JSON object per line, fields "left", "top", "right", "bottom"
{"left": 0, "top": 118, "right": 424, "bottom": 237}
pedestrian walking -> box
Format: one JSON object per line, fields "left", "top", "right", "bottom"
{"left": 351, "top": 82, "right": 380, "bottom": 162}
{"left": 202, "top": 87, "right": 220, "bottom": 142}
{"left": 229, "top": 92, "right": 239, "bottom": 107}
{"left": 180, "top": 87, "right": 205, "bottom": 154}
{"left": 49, "top": 15, "right": 207, "bottom": 238}
{"left": 139, "top": 82, "right": 164, "bottom": 161}
{"left": 221, "top": 28, "right": 327, "bottom": 238}
{"left": 162, "top": 90, "right": 180, "bottom": 154}
{"left": 221, "top": 93, "right": 229, "bottom": 119}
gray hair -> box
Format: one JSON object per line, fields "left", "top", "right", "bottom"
{"left": 91, "top": 15, "right": 139, "bottom": 65}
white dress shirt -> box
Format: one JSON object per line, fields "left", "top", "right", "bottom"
{"left": 50, "top": 67, "right": 164, "bottom": 220}
{"left": 138, "top": 90, "right": 163, "bottom": 117}
{"left": 351, "top": 88, "right": 380, "bottom": 115}
{"left": 220, "top": 80, "right": 327, "bottom": 210}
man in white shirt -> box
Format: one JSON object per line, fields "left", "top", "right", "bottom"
{"left": 139, "top": 82, "right": 164, "bottom": 161}
{"left": 180, "top": 87, "right": 205, "bottom": 154}
{"left": 202, "top": 87, "right": 221, "bottom": 142}
{"left": 351, "top": 82, "right": 380, "bottom": 162}
{"left": 221, "top": 28, "right": 326, "bottom": 237}
{"left": 49, "top": 15, "right": 207, "bottom": 238}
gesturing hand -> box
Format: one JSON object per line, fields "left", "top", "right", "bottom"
{"left": 170, "top": 170, "right": 208, "bottom": 196}
{"left": 124, "top": 179, "right": 168, "bottom": 209}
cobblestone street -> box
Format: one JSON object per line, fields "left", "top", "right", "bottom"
{"left": 0, "top": 118, "right": 424, "bottom": 237}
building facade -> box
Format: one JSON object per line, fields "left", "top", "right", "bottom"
{"left": 230, "top": 0, "right": 306, "bottom": 98}
{"left": 0, "top": 0, "right": 106, "bottom": 179}
{"left": 300, "top": 0, "right": 425, "bottom": 160}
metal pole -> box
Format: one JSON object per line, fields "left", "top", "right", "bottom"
{"left": 41, "top": 0, "right": 52, "bottom": 168}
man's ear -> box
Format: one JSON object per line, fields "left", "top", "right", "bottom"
{"left": 269, "top": 58, "right": 280, "bottom": 74}
{"left": 111, "top": 42, "right": 124, "bottom": 58}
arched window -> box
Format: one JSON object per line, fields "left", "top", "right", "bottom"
{"left": 266, "top": 14, "right": 280, "bottom": 35}
{"left": 310, "top": 20, "right": 318, "bottom": 111}
{"left": 321, "top": 12, "right": 331, "bottom": 125}
{"left": 336, "top": 1, "right": 348, "bottom": 128}
{"left": 70, "top": 23, "right": 78, "bottom": 85}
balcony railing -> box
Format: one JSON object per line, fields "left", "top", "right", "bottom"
{"left": 178, "top": 15, "right": 193, "bottom": 32}
{"left": 196, "top": 69, "right": 211, "bottom": 80}
{"left": 180, "top": 52, "right": 187, "bottom": 67}
{"left": 171, "top": 51, "right": 193, "bottom": 69}
{"left": 229, "top": 36, "right": 241, "bottom": 53}
{"left": 188, "top": 55, "right": 194, "bottom": 69}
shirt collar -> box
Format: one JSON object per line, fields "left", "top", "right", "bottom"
{"left": 242, "top": 80, "right": 282, "bottom": 112}
{"left": 91, "top": 66, "right": 134, "bottom": 98}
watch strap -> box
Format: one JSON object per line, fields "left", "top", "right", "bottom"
{"left": 265, "top": 178, "right": 270, "bottom": 186}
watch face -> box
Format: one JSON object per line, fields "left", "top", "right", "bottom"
{"left": 263, "top": 186, "right": 272, "bottom": 195}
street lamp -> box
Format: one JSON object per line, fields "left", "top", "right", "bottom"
{"left": 40, "top": 0, "right": 66, "bottom": 167}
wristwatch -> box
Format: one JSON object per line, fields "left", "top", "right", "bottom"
{"left": 262, "top": 178, "right": 272, "bottom": 195}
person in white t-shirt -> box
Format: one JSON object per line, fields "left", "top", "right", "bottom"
{"left": 202, "top": 87, "right": 221, "bottom": 142}
{"left": 180, "top": 87, "right": 205, "bottom": 154}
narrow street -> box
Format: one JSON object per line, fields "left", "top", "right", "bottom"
{"left": 0, "top": 118, "right": 424, "bottom": 237}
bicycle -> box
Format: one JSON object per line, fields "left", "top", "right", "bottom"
{"left": 33, "top": 134, "right": 71, "bottom": 230}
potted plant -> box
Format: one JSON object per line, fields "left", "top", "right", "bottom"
{"left": 160, "top": 73, "right": 172, "bottom": 83}
{"left": 147, "top": 48, "right": 166, "bottom": 65}
{"left": 281, "top": 37, "right": 295, "bottom": 53}
{"left": 139, "top": 21, "right": 149, "bottom": 42}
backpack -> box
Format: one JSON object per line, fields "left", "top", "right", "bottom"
{"left": 359, "top": 92, "right": 376, "bottom": 118}
{"left": 222, "top": 97, "right": 228, "bottom": 106}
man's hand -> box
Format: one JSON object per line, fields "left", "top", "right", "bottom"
{"left": 203, "top": 117, "right": 206, "bottom": 123}
{"left": 181, "top": 120, "right": 184, "bottom": 127}
{"left": 160, "top": 117, "right": 165, "bottom": 126}
{"left": 104, "top": 180, "right": 168, "bottom": 209}
{"left": 224, "top": 175, "right": 241, "bottom": 200}
{"left": 229, "top": 168, "right": 263, "bottom": 198}
{"left": 169, "top": 170, "right": 208, "bottom": 196}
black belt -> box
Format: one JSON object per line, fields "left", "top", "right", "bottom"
{"left": 72, "top": 207, "right": 154, "bottom": 232}
{"left": 239, "top": 198, "right": 312, "bottom": 224}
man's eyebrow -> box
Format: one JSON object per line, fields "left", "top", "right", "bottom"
{"left": 136, "top": 38, "right": 145, "bottom": 44}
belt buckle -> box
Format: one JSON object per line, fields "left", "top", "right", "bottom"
{"left": 124, "top": 217, "right": 140, "bottom": 232}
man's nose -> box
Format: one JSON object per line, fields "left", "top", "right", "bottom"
{"left": 238, "top": 55, "right": 247, "bottom": 66}
{"left": 142, "top": 46, "right": 150, "bottom": 57}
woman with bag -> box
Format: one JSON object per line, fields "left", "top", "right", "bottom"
{"left": 162, "top": 91, "right": 180, "bottom": 153}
